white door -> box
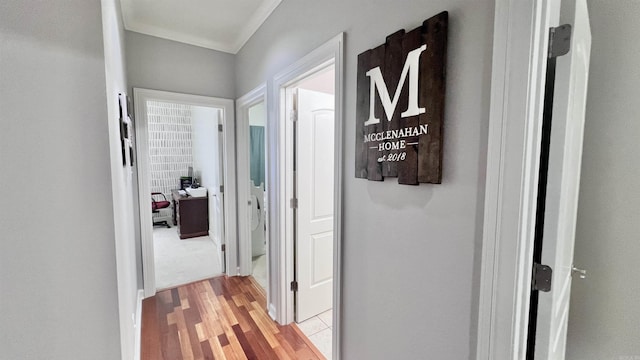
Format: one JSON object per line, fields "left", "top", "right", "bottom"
{"left": 210, "top": 117, "right": 226, "bottom": 273}
{"left": 535, "top": 0, "right": 591, "bottom": 358}
{"left": 295, "top": 88, "right": 335, "bottom": 322}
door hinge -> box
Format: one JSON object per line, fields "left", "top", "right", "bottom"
{"left": 221, "top": 244, "right": 226, "bottom": 252}
{"left": 290, "top": 198, "right": 298, "bottom": 209}
{"left": 290, "top": 109, "right": 297, "bottom": 122}
{"left": 548, "top": 24, "right": 572, "bottom": 58}
{"left": 218, "top": 124, "right": 223, "bottom": 132}
{"left": 220, "top": 185, "right": 224, "bottom": 193}
{"left": 290, "top": 281, "right": 298, "bottom": 292}
{"left": 532, "top": 263, "right": 553, "bottom": 292}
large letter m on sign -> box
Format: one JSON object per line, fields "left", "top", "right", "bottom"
{"left": 364, "top": 44, "right": 427, "bottom": 126}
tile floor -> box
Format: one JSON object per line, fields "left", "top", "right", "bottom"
{"left": 252, "top": 254, "right": 267, "bottom": 290}
{"left": 153, "top": 226, "right": 222, "bottom": 290}
{"left": 297, "top": 309, "right": 333, "bottom": 359}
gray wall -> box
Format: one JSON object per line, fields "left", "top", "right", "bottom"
{"left": 125, "top": 31, "right": 237, "bottom": 288}
{"left": 125, "top": 31, "right": 236, "bottom": 99}
{"left": 0, "top": 1, "right": 121, "bottom": 359}
{"left": 566, "top": 1, "right": 640, "bottom": 359}
{"left": 235, "top": 0, "right": 494, "bottom": 358}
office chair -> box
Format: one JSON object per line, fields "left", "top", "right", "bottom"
{"left": 151, "top": 192, "right": 171, "bottom": 228}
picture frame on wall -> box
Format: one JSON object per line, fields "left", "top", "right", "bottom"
{"left": 354, "top": 12, "right": 448, "bottom": 185}
{"left": 126, "top": 95, "right": 134, "bottom": 167}
{"left": 119, "top": 93, "right": 134, "bottom": 167}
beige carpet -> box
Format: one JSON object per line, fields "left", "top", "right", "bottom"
{"left": 153, "top": 227, "right": 222, "bottom": 290}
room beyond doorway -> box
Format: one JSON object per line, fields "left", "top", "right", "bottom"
{"left": 247, "top": 101, "right": 268, "bottom": 290}
{"left": 134, "top": 88, "right": 238, "bottom": 298}
{"left": 145, "top": 99, "right": 224, "bottom": 290}
{"left": 152, "top": 227, "right": 221, "bottom": 290}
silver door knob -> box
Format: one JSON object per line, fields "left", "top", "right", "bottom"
{"left": 571, "top": 267, "right": 587, "bottom": 279}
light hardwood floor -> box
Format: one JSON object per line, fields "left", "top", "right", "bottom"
{"left": 141, "top": 275, "right": 326, "bottom": 360}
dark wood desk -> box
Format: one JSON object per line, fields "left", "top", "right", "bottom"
{"left": 172, "top": 189, "right": 209, "bottom": 239}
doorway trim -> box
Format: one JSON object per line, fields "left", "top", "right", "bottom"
{"left": 236, "top": 84, "right": 269, "bottom": 279}
{"left": 133, "top": 88, "right": 238, "bottom": 298}
{"left": 270, "top": 33, "right": 343, "bottom": 358}
{"left": 476, "top": 0, "right": 559, "bottom": 359}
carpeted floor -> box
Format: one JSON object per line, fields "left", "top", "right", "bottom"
{"left": 153, "top": 226, "right": 222, "bottom": 290}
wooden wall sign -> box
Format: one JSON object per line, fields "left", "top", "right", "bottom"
{"left": 355, "top": 12, "right": 448, "bottom": 185}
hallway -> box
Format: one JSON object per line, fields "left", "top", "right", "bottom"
{"left": 141, "top": 276, "right": 325, "bottom": 359}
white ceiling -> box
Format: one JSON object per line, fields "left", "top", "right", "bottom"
{"left": 120, "top": 0, "right": 282, "bottom": 54}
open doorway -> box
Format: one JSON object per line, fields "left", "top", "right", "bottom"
{"left": 246, "top": 100, "right": 268, "bottom": 289}
{"left": 237, "top": 85, "right": 269, "bottom": 292}
{"left": 146, "top": 101, "right": 223, "bottom": 290}
{"left": 289, "top": 66, "right": 336, "bottom": 359}
{"left": 236, "top": 34, "right": 343, "bottom": 360}
{"left": 134, "top": 89, "right": 237, "bottom": 297}
{"left": 247, "top": 101, "right": 268, "bottom": 288}
{"left": 272, "top": 35, "right": 343, "bottom": 360}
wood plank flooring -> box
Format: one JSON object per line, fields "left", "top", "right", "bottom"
{"left": 141, "top": 275, "right": 326, "bottom": 360}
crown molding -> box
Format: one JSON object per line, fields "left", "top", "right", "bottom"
{"left": 120, "top": 0, "right": 282, "bottom": 54}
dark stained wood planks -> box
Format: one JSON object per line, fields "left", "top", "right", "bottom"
{"left": 141, "top": 276, "right": 326, "bottom": 360}
{"left": 382, "top": 29, "right": 405, "bottom": 178}
{"left": 366, "top": 44, "right": 386, "bottom": 181}
{"left": 354, "top": 11, "right": 448, "bottom": 185}
{"left": 355, "top": 50, "right": 370, "bottom": 179}
{"left": 397, "top": 27, "right": 423, "bottom": 185}
{"left": 418, "top": 12, "right": 448, "bottom": 183}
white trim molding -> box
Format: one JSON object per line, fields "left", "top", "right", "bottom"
{"left": 270, "top": 33, "right": 344, "bottom": 360}
{"left": 476, "top": 0, "right": 560, "bottom": 359}
{"left": 134, "top": 88, "right": 237, "bottom": 297}
{"left": 134, "top": 289, "right": 144, "bottom": 360}
{"left": 120, "top": 0, "right": 281, "bottom": 54}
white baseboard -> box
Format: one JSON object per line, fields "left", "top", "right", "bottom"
{"left": 134, "top": 289, "right": 144, "bottom": 360}
{"left": 268, "top": 304, "right": 277, "bottom": 322}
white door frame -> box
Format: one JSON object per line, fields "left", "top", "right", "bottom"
{"left": 476, "top": 0, "right": 562, "bottom": 359}
{"left": 270, "top": 33, "right": 344, "bottom": 359}
{"left": 133, "top": 88, "right": 238, "bottom": 298}
{"left": 236, "top": 85, "right": 269, "bottom": 279}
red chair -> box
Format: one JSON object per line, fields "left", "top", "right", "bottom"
{"left": 151, "top": 192, "right": 171, "bottom": 228}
